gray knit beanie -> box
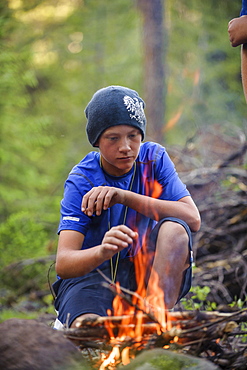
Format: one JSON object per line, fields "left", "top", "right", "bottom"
{"left": 85, "top": 85, "right": 146, "bottom": 147}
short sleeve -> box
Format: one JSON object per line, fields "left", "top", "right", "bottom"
{"left": 240, "top": 0, "right": 247, "bottom": 16}
{"left": 155, "top": 146, "right": 190, "bottom": 201}
{"left": 58, "top": 176, "right": 92, "bottom": 235}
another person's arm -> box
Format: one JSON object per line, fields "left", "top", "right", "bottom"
{"left": 228, "top": 15, "right": 247, "bottom": 47}
{"left": 228, "top": 15, "right": 247, "bottom": 102}
{"left": 241, "top": 43, "right": 247, "bottom": 101}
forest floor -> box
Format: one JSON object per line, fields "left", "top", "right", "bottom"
{"left": 172, "top": 125, "right": 247, "bottom": 311}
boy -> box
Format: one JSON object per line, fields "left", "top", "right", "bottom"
{"left": 53, "top": 85, "right": 201, "bottom": 329}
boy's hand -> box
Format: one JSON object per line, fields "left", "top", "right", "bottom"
{"left": 81, "top": 186, "right": 125, "bottom": 216}
{"left": 228, "top": 16, "right": 247, "bottom": 47}
{"left": 100, "top": 225, "right": 138, "bottom": 260}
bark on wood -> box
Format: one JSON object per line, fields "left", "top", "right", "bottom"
{"left": 137, "top": 0, "right": 165, "bottom": 143}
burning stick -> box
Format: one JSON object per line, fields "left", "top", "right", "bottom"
{"left": 96, "top": 268, "right": 163, "bottom": 325}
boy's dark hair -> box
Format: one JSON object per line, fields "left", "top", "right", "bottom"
{"left": 85, "top": 85, "right": 146, "bottom": 147}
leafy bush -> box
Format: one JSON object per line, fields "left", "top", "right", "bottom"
{"left": 0, "top": 211, "right": 48, "bottom": 268}
{"left": 180, "top": 285, "right": 217, "bottom": 311}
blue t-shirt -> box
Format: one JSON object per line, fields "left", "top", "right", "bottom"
{"left": 58, "top": 141, "right": 190, "bottom": 266}
{"left": 241, "top": 0, "right": 247, "bottom": 15}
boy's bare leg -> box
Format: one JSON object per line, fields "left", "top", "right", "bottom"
{"left": 71, "top": 313, "right": 100, "bottom": 328}
{"left": 68, "top": 313, "right": 100, "bottom": 346}
{"left": 146, "top": 221, "right": 190, "bottom": 309}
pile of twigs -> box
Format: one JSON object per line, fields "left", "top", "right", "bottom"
{"left": 171, "top": 127, "right": 247, "bottom": 306}
{"left": 61, "top": 297, "right": 247, "bottom": 369}
{"left": 57, "top": 270, "right": 246, "bottom": 368}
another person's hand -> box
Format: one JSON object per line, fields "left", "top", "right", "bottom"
{"left": 81, "top": 186, "right": 125, "bottom": 216}
{"left": 228, "top": 15, "right": 247, "bottom": 47}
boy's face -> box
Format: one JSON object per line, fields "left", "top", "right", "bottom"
{"left": 97, "top": 125, "right": 142, "bottom": 176}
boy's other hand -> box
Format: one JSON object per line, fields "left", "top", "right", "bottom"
{"left": 100, "top": 225, "right": 138, "bottom": 259}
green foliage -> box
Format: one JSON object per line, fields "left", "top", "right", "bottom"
{"left": 181, "top": 285, "right": 217, "bottom": 311}
{"left": 0, "top": 296, "right": 56, "bottom": 328}
{"left": 182, "top": 283, "right": 247, "bottom": 312}
{"left": 165, "top": 0, "right": 246, "bottom": 145}
{"left": 1, "top": 262, "right": 50, "bottom": 295}
{"left": 1, "top": 0, "right": 245, "bottom": 223}
{"left": 0, "top": 211, "right": 48, "bottom": 268}
{"left": 227, "top": 302, "right": 247, "bottom": 344}
{"left": 229, "top": 298, "right": 246, "bottom": 310}
{"left": 0, "top": 309, "right": 38, "bottom": 323}
{"left": 222, "top": 175, "right": 247, "bottom": 193}
{"left": 240, "top": 322, "right": 247, "bottom": 343}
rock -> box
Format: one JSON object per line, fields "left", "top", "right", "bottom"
{"left": 0, "top": 318, "right": 90, "bottom": 370}
{"left": 123, "top": 348, "right": 220, "bottom": 370}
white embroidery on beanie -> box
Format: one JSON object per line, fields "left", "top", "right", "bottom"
{"left": 123, "top": 95, "right": 145, "bottom": 125}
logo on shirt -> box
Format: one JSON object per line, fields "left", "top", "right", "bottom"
{"left": 123, "top": 95, "right": 145, "bottom": 125}
{"left": 63, "top": 216, "right": 80, "bottom": 222}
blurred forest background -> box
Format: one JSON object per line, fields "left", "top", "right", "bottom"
{"left": 0, "top": 0, "right": 246, "bottom": 321}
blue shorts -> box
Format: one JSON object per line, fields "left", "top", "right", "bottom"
{"left": 147, "top": 217, "right": 193, "bottom": 301}
{"left": 53, "top": 217, "right": 193, "bottom": 327}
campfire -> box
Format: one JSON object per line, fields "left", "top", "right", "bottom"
{"left": 60, "top": 252, "right": 247, "bottom": 369}
{"left": 62, "top": 289, "right": 247, "bottom": 369}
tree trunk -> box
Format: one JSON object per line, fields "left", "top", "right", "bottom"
{"left": 138, "top": 0, "right": 165, "bottom": 144}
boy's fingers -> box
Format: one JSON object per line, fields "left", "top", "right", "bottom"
{"left": 104, "top": 236, "right": 129, "bottom": 248}
{"left": 82, "top": 187, "right": 103, "bottom": 214}
{"left": 109, "top": 225, "right": 138, "bottom": 240}
{"left": 82, "top": 187, "right": 117, "bottom": 215}
{"left": 81, "top": 188, "right": 94, "bottom": 211}
{"left": 118, "top": 224, "right": 138, "bottom": 236}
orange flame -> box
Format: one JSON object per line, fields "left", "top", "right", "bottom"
{"left": 164, "top": 107, "right": 183, "bottom": 132}
{"left": 193, "top": 68, "right": 200, "bottom": 86}
{"left": 99, "top": 346, "right": 120, "bottom": 370}
{"left": 142, "top": 167, "right": 163, "bottom": 221}
{"left": 100, "top": 177, "right": 172, "bottom": 367}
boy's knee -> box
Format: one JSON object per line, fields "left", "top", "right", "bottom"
{"left": 158, "top": 221, "right": 189, "bottom": 245}
{"left": 156, "top": 221, "right": 190, "bottom": 267}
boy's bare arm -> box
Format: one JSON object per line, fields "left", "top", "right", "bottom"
{"left": 82, "top": 186, "right": 201, "bottom": 232}
{"left": 55, "top": 226, "right": 137, "bottom": 279}
{"left": 121, "top": 191, "right": 201, "bottom": 232}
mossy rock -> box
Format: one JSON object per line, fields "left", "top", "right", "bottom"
{"left": 124, "top": 348, "right": 219, "bottom": 370}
